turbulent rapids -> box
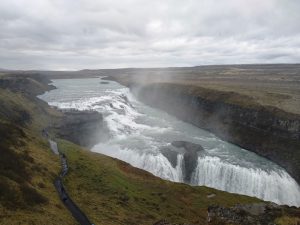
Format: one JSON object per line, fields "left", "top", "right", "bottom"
{"left": 39, "top": 78, "right": 300, "bottom": 207}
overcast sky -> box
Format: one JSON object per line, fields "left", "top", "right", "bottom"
{"left": 0, "top": 0, "right": 300, "bottom": 70}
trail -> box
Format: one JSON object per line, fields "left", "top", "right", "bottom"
{"left": 49, "top": 139, "right": 93, "bottom": 225}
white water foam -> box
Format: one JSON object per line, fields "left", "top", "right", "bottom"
{"left": 191, "top": 156, "right": 300, "bottom": 206}
{"left": 92, "top": 143, "right": 184, "bottom": 182}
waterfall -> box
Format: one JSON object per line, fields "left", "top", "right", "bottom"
{"left": 92, "top": 143, "right": 184, "bottom": 182}
{"left": 191, "top": 156, "right": 300, "bottom": 206}
{"left": 39, "top": 77, "right": 300, "bottom": 207}
{"left": 93, "top": 143, "right": 300, "bottom": 207}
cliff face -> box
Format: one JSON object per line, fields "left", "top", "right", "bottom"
{"left": 0, "top": 72, "right": 55, "bottom": 96}
{"left": 134, "top": 83, "right": 300, "bottom": 184}
{"left": 53, "top": 110, "right": 108, "bottom": 148}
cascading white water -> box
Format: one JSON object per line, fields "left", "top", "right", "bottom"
{"left": 39, "top": 77, "right": 300, "bottom": 207}
{"left": 191, "top": 156, "right": 300, "bottom": 206}
{"left": 94, "top": 143, "right": 184, "bottom": 182}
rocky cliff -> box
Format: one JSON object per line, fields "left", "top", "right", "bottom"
{"left": 52, "top": 110, "right": 108, "bottom": 148}
{"left": 133, "top": 83, "right": 300, "bottom": 184}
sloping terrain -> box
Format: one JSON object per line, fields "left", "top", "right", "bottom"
{"left": 0, "top": 71, "right": 299, "bottom": 225}
{"left": 0, "top": 74, "right": 75, "bottom": 224}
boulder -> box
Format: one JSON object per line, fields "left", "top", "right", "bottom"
{"left": 207, "top": 202, "right": 300, "bottom": 225}
{"left": 172, "top": 141, "right": 204, "bottom": 183}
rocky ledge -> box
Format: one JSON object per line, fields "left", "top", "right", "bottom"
{"left": 208, "top": 203, "right": 300, "bottom": 225}
{"left": 53, "top": 110, "right": 108, "bottom": 148}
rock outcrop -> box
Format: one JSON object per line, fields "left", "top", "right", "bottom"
{"left": 161, "top": 141, "right": 205, "bottom": 183}
{"left": 54, "top": 110, "right": 108, "bottom": 148}
{"left": 136, "top": 83, "right": 300, "bottom": 184}
{"left": 0, "top": 72, "right": 55, "bottom": 96}
{"left": 161, "top": 147, "right": 179, "bottom": 168}
{"left": 153, "top": 220, "right": 195, "bottom": 225}
{"left": 208, "top": 203, "right": 300, "bottom": 225}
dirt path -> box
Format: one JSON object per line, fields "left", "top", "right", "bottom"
{"left": 49, "top": 139, "right": 93, "bottom": 225}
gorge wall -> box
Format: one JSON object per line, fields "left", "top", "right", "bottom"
{"left": 53, "top": 110, "right": 107, "bottom": 148}
{"left": 131, "top": 83, "right": 300, "bottom": 185}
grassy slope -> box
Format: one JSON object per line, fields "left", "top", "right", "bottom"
{"left": 0, "top": 77, "right": 76, "bottom": 224}
{"left": 58, "top": 140, "right": 261, "bottom": 225}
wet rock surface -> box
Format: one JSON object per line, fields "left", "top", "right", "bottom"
{"left": 161, "top": 141, "right": 205, "bottom": 183}
{"left": 172, "top": 141, "right": 204, "bottom": 182}
{"left": 161, "top": 147, "right": 179, "bottom": 168}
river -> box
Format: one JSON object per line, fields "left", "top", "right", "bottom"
{"left": 39, "top": 77, "right": 300, "bottom": 207}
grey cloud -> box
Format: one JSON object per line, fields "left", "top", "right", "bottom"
{"left": 0, "top": 0, "right": 299, "bottom": 70}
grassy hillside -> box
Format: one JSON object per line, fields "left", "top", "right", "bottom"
{"left": 58, "top": 140, "right": 261, "bottom": 225}
{"left": 0, "top": 74, "right": 75, "bottom": 224}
